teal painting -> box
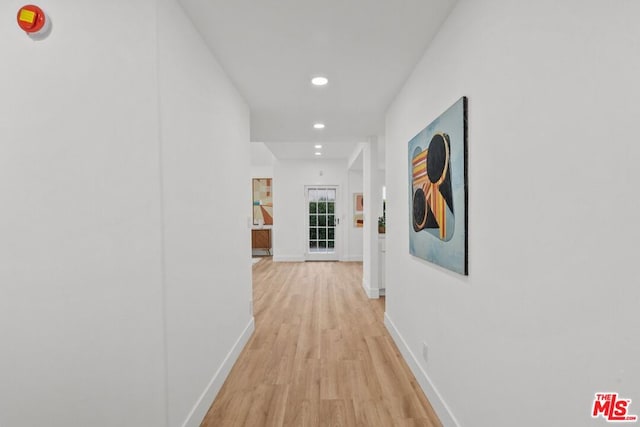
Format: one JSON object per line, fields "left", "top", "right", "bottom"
{"left": 409, "top": 97, "right": 468, "bottom": 275}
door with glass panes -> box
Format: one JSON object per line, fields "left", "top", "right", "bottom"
{"left": 306, "top": 186, "right": 339, "bottom": 261}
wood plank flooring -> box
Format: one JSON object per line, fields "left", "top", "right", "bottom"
{"left": 201, "top": 259, "right": 442, "bottom": 427}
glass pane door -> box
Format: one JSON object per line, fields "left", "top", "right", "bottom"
{"left": 306, "top": 186, "right": 339, "bottom": 260}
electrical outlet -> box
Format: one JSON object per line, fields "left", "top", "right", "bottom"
{"left": 422, "top": 342, "right": 428, "bottom": 363}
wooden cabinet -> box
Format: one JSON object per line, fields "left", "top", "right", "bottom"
{"left": 251, "top": 229, "right": 272, "bottom": 255}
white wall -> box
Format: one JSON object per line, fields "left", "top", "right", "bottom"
{"left": 0, "top": 1, "right": 252, "bottom": 426}
{"left": 385, "top": 1, "right": 640, "bottom": 426}
{"left": 0, "top": 1, "right": 165, "bottom": 426}
{"left": 272, "top": 159, "right": 348, "bottom": 261}
{"left": 256, "top": 148, "right": 364, "bottom": 261}
{"left": 158, "top": 1, "right": 252, "bottom": 426}
{"left": 250, "top": 142, "right": 276, "bottom": 179}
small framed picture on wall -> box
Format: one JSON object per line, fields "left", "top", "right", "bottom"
{"left": 354, "top": 193, "right": 363, "bottom": 228}
{"left": 253, "top": 178, "right": 273, "bottom": 225}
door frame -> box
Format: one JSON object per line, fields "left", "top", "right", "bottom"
{"left": 304, "top": 185, "right": 340, "bottom": 261}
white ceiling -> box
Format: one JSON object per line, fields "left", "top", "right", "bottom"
{"left": 264, "top": 141, "right": 360, "bottom": 161}
{"left": 178, "top": 0, "right": 457, "bottom": 159}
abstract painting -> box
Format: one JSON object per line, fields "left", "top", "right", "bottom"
{"left": 409, "top": 97, "right": 468, "bottom": 275}
{"left": 253, "top": 178, "right": 273, "bottom": 225}
{"left": 355, "top": 193, "right": 364, "bottom": 212}
{"left": 354, "top": 193, "right": 363, "bottom": 227}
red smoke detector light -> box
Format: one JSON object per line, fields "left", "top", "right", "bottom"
{"left": 17, "top": 5, "right": 47, "bottom": 34}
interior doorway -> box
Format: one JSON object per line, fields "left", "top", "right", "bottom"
{"left": 305, "top": 186, "right": 339, "bottom": 261}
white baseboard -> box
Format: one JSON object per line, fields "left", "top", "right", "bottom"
{"left": 342, "top": 255, "right": 363, "bottom": 262}
{"left": 273, "top": 255, "right": 305, "bottom": 262}
{"left": 384, "top": 313, "right": 460, "bottom": 427}
{"left": 181, "top": 317, "right": 255, "bottom": 427}
{"left": 361, "top": 279, "right": 380, "bottom": 299}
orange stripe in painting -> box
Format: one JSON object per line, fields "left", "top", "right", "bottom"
{"left": 261, "top": 206, "right": 273, "bottom": 225}
{"left": 424, "top": 183, "right": 432, "bottom": 200}
{"left": 412, "top": 152, "right": 427, "bottom": 167}
{"left": 414, "top": 176, "right": 428, "bottom": 186}
{"left": 413, "top": 151, "right": 427, "bottom": 160}
{"left": 428, "top": 185, "right": 435, "bottom": 223}
{"left": 439, "top": 192, "right": 446, "bottom": 239}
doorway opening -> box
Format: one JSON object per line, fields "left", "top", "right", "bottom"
{"left": 305, "top": 186, "right": 339, "bottom": 261}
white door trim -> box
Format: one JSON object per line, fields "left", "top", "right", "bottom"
{"left": 304, "top": 185, "right": 340, "bottom": 261}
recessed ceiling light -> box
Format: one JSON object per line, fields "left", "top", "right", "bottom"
{"left": 313, "top": 123, "right": 325, "bottom": 129}
{"left": 314, "top": 144, "right": 322, "bottom": 149}
{"left": 314, "top": 152, "right": 322, "bottom": 156}
{"left": 311, "top": 76, "right": 328, "bottom": 86}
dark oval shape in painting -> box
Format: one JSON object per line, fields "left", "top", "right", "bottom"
{"left": 412, "top": 188, "right": 427, "bottom": 231}
{"left": 427, "top": 133, "right": 448, "bottom": 184}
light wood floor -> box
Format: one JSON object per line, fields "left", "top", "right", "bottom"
{"left": 201, "top": 259, "right": 442, "bottom": 427}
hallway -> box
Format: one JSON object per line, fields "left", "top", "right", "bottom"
{"left": 201, "top": 260, "right": 441, "bottom": 427}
